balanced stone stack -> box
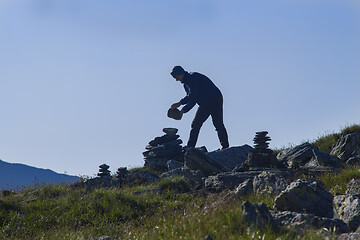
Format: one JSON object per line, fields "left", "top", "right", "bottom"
{"left": 245, "top": 131, "right": 284, "bottom": 169}
{"left": 116, "top": 167, "right": 128, "bottom": 183}
{"left": 97, "top": 164, "right": 111, "bottom": 178}
{"left": 143, "top": 128, "right": 184, "bottom": 169}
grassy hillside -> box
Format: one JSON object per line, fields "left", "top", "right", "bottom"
{"left": 1, "top": 168, "right": 360, "bottom": 240}
{"left": 2, "top": 125, "right": 360, "bottom": 239}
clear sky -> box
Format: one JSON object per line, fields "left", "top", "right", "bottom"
{"left": 0, "top": 0, "right": 359, "bottom": 177}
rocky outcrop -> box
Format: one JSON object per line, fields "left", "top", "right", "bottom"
{"left": 331, "top": 130, "right": 360, "bottom": 162}
{"left": 274, "top": 179, "right": 334, "bottom": 218}
{"left": 333, "top": 194, "right": 360, "bottom": 232}
{"left": 346, "top": 179, "right": 360, "bottom": 195}
{"left": 242, "top": 201, "right": 278, "bottom": 232}
{"left": 161, "top": 167, "right": 204, "bottom": 188}
{"left": 143, "top": 128, "right": 184, "bottom": 169}
{"left": 277, "top": 142, "right": 341, "bottom": 168}
{"left": 206, "top": 145, "right": 253, "bottom": 170}
{"left": 184, "top": 148, "right": 230, "bottom": 176}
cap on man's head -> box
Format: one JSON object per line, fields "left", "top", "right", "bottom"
{"left": 171, "top": 66, "right": 185, "bottom": 77}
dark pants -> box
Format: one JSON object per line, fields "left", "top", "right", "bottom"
{"left": 187, "top": 96, "right": 229, "bottom": 149}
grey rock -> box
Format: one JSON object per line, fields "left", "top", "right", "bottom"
{"left": 204, "top": 235, "right": 213, "bottom": 240}
{"left": 125, "top": 170, "right": 160, "bottom": 185}
{"left": 274, "top": 179, "right": 333, "bottom": 218}
{"left": 163, "top": 127, "right": 178, "bottom": 135}
{"left": 197, "top": 146, "right": 208, "bottom": 153}
{"left": 331, "top": 130, "right": 360, "bottom": 161}
{"left": 338, "top": 233, "right": 360, "bottom": 240}
{"left": 161, "top": 167, "right": 204, "bottom": 186}
{"left": 144, "top": 158, "right": 168, "bottom": 169}
{"left": 346, "top": 156, "right": 360, "bottom": 166}
{"left": 333, "top": 194, "right": 360, "bottom": 232}
{"left": 245, "top": 150, "right": 285, "bottom": 169}
{"left": 234, "top": 178, "right": 253, "bottom": 196}
{"left": 143, "top": 145, "right": 183, "bottom": 159}
{"left": 166, "top": 160, "right": 184, "bottom": 171}
{"left": 253, "top": 171, "right": 289, "bottom": 195}
{"left": 271, "top": 210, "right": 349, "bottom": 234}
{"left": 207, "top": 145, "right": 253, "bottom": 170}
{"left": 148, "top": 134, "right": 179, "bottom": 147}
{"left": 242, "top": 201, "right": 278, "bottom": 231}
{"left": 185, "top": 148, "right": 230, "bottom": 176}
{"left": 277, "top": 142, "right": 341, "bottom": 168}
{"left": 346, "top": 179, "right": 360, "bottom": 195}
{"left": 205, "top": 172, "right": 260, "bottom": 192}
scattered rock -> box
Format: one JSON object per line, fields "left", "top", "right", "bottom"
{"left": 331, "top": 130, "right": 360, "bottom": 162}
{"left": 274, "top": 179, "right": 333, "bottom": 218}
{"left": 185, "top": 148, "right": 230, "bottom": 176}
{"left": 206, "top": 145, "right": 253, "bottom": 170}
{"left": 333, "top": 194, "right": 360, "bottom": 232}
{"left": 125, "top": 170, "right": 160, "bottom": 185}
{"left": 252, "top": 171, "right": 290, "bottom": 195}
{"left": 204, "top": 172, "right": 260, "bottom": 192}
{"left": 242, "top": 201, "right": 278, "bottom": 231}
{"left": 234, "top": 178, "right": 253, "bottom": 196}
{"left": 277, "top": 142, "right": 341, "bottom": 168}
{"left": 346, "top": 179, "right": 360, "bottom": 195}
{"left": 161, "top": 167, "right": 204, "bottom": 189}
{"left": 271, "top": 210, "right": 349, "bottom": 234}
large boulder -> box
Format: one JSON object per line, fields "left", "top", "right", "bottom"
{"left": 161, "top": 167, "right": 204, "bottom": 185}
{"left": 277, "top": 142, "right": 340, "bottom": 168}
{"left": 271, "top": 210, "right": 348, "bottom": 234}
{"left": 333, "top": 194, "right": 360, "bottom": 232}
{"left": 206, "top": 145, "right": 253, "bottom": 170}
{"left": 252, "top": 171, "right": 290, "bottom": 195}
{"left": 274, "top": 179, "right": 334, "bottom": 218}
{"left": 204, "top": 172, "right": 259, "bottom": 192}
{"left": 184, "top": 148, "right": 230, "bottom": 176}
{"left": 331, "top": 130, "right": 360, "bottom": 162}
{"left": 242, "top": 201, "right": 278, "bottom": 232}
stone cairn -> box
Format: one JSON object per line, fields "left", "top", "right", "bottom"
{"left": 116, "top": 167, "right": 128, "bottom": 183}
{"left": 143, "top": 128, "right": 184, "bottom": 169}
{"left": 245, "top": 131, "right": 284, "bottom": 169}
{"left": 97, "top": 164, "right": 111, "bottom": 178}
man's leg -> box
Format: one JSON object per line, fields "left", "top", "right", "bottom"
{"left": 187, "top": 106, "right": 211, "bottom": 148}
{"left": 210, "top": 98, "right": 229, "bottom": 149}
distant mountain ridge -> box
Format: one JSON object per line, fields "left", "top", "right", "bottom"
{"left": 0, "top": 159, "right": 79, "bottom": 190}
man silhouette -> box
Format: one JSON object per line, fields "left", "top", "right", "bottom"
{"left": 170, "top": 66, "right": 229, "bottom": 149}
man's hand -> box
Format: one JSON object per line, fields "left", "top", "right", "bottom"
{"left": 176, "top": 109, "right": 184, "bottom": 120}
{"left": 171, "top": 102, "right": 181, "bottom": 109}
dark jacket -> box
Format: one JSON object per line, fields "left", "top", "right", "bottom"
{"left": 180, "top": 72, "right": 222, "bottom": 113}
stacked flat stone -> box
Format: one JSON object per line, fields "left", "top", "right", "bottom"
{"left": 97, "top": 164, "right": 111, "bottom": 177}
{"left": 253, "top": 131, "right": 273, "bottom": 154}
{"left": 243, "top": 131, "right": 284, "bottom": 169}
{"left": 143, "top": 128, "right": 184, "bottom": 168}
{"left": 116, "top": 167, "right": 128, "bottom": 180}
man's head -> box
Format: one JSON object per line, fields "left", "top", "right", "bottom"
{"left": 171, "top": 66, "right": 185, "bottom": 82}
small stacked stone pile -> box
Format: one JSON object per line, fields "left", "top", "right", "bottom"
{"left": 116, "top": 167, "right": 128, "bottom": 183}
{"left": 245, "top": 131, "right": 284, "bottom": 169}
{"left": 143, "top": 128, "right": 184, "bottom": 169}
{"left": 253, "top": 131, "right": 272, "bottom": 154}
{"left": 97, "top": 164, "right": 111, "bottom": 178}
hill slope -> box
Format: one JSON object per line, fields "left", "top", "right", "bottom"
{"left": 0, "top": 159, "right": 79, "bottom": 190}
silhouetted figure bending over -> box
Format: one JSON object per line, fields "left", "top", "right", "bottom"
{"left": 170, "top": 66, "right": 229, "bottom": 149}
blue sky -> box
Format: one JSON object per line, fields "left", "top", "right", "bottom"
{"left": 0, "top": 0, "right": 359, "bottom": 176}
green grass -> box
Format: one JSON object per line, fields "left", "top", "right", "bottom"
{"left": 317, "top": 167, "right": 360, "bottom": 194}
{"left": 0, "top": 177, "right": 331, "bottom": 240}
{"left": 312, "top": 124, "right": 360, "bottom": 154}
